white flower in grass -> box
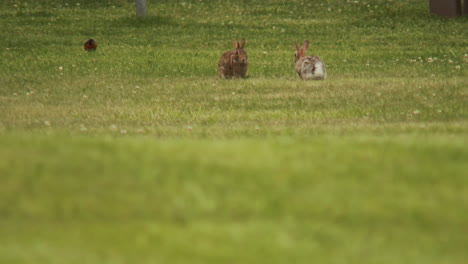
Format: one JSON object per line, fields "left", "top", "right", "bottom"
{"left": 58, "top": 66, "right": 63, "bottom": 71}
{"left": 455, "top": 65, "right": 461, "bottom": 70}
{"left": 413, "top": 110, "right": 421, "bottom": 115}
{"left": 80, "top": 124, "right": 87, "bottom": 132}
{"left": 427, "top": 57, "right": 433, "bottom": 63}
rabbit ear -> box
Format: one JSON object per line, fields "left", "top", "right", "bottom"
{"left": 234, "top": 39, "right": 240, "bottom": 49}
{"left": 294, "top": 42, "right": 301, "bottom": 51}
{"left": 303, "top": 40, "right": 310, "bottom": 51}
{"left": 239, "top": 38, "right": 246, "bottom": 49}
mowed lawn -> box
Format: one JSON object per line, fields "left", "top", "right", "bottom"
{"left": 0, "top": 0, "right": 467, "bottom": 263}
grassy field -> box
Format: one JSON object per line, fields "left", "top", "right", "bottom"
{"left": 0, "top": 0, "right": 467, "bottom": 263}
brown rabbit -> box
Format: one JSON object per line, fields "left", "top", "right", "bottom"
{"left": 218, "top": 39, "right": 249, "bottom": 79}
{"left": 294, "top": 40, "right": 326, "bottom": 80}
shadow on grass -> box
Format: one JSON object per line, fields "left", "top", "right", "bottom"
{"left": 110, "top": 14, "right": 254, "bottom": 32}
{"left": 114, "top": 15, "right": 178, "bottom": 27}
{"left": 15, "top": 10, "right": 55, "bottom": 17}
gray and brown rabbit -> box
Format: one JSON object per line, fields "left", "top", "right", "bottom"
{"left": 294, "top": 40, "right": 326, "bottom": 80}
{"left": 218, "top": 39, "right": 249, "bottom": 79}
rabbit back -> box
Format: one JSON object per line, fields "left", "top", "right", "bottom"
{"left": 296, "top": 56, "right": 326, "bottom": 80}
{"left": 218, "top": 50, "right": 236, "bottom": 79}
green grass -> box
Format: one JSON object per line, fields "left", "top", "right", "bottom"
{"left": 0, "top": 0, "right": 467, "bottom": 263}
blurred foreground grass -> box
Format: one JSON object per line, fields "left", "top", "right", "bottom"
{"left": 1, "top": 133, "right": 467, "bottom": 264}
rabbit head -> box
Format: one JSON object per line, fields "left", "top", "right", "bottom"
{"left": 234, "top": 39, "right": 248, "bottom": 64}
{"left": 294, "top": 40, "right": 310, "bottom": 63}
